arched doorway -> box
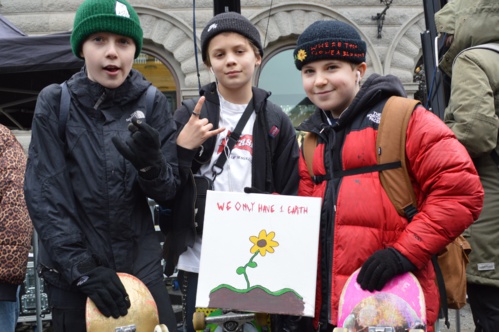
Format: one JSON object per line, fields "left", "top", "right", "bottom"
{"left": 257, "top": 48, "right": 314, "bottom": 129}
{"left": 133, "top": 53, "right": 178, "bottom": 112}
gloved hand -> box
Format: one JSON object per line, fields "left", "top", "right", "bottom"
{"left": 244, "top": 187, "right": 277, "bottom": 194}
{"left": 244, "top": 187, "right": 267, "bottom": 194}
{"left": 112, "top": 116, "right": 165, "bottom": 179}
{"left": 76, "top": 266, "right": 130, "bottom": 318}
{"left": 357, "top": 247, "right": 415, "bottom": 292}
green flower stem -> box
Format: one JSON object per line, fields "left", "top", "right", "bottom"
{"left": 242, "top": 252, "right": 259, "bottom": 289}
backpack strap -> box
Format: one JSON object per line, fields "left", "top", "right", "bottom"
{"left": 432, "top": 254, "right": 450, "bottom": 328}
{"left": 303, "top": 132, "right": 318, "bottom": 178}
{"left": 211, "top": 98, "right": 254, "bottom": 178}
{"left": 182, "top": 97, "right": 208, "bottom": 118}
{"left": 301, "top": 97, "right": 420, "bottom": 192}
{"left": 302, "top": 132, "right": 332, "bottom": 184}
{"left": 181, "top": 98, "right": 199, "bottom": 112}
{"left": 59, "top": 82, "right": 70, "bottom": 141}
{"left": 376, "top": 96, "right": 420, "bottom": 221}
{"left": 453, "top": 42, "right": 499, "bottom": 68}
{"left": 145, "top": 84, "right": 156, "bottom": 121}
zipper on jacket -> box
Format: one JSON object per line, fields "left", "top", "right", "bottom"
{"left": 190, "top": 171, "right": 199, "bottom": 230}
{"left": 310, "top": 125, "right": 338, "bottom": 328}
{"left": 325, "top": 126, "right": 338, "bottom": 326}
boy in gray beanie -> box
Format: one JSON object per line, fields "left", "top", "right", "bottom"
{"left": 159, "top": 10, "right": 299, "bottom": 332}
{"left": 294, "top": 19, "right": 483, "bottom": 332}
{"left": 200, "top": 11, "right": 264, "bottom": 63}
{"left": 24, "top": 0, "right": 180, "bottom": 331}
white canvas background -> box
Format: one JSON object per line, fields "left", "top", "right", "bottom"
{"left": 196, "top": 191, "right": 322, "bottom": 317}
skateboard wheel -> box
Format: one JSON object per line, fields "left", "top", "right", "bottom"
{"left": 332, "top": 328, "right": 348, "bottom": 332}
{"left": 254, "top": 313, "right": 268, "bottom": 327}
{"left": 409, "top": 330, "right": 425, "bottom": 332}
{"left": 192, "top": 311, "right": 206, "bottom": 330}
{"left": 154, "top": 324, "right": 169, "bottom": 332}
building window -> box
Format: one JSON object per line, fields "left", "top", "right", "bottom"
{"left": 257, "top": 48, "right": 315, "bottom": 130}
{"left": 133, "top": 53, "right": 178, "bottom": 112}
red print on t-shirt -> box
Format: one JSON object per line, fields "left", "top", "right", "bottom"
{"left": 217, "top": 131, "right": 253, "bottom": 154}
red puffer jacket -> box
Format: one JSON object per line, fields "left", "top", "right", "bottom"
{"left": 297, "top": 74, "right": 483, "bottom": 331}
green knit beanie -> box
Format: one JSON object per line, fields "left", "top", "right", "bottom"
{"left": 71, "top": 0, "right": 143, "bottom": 59}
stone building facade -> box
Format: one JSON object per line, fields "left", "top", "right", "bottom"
{"left": 1, "top": 0, "right": 427, "bottom": 109}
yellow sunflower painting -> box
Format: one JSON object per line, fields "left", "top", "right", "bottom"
{"left": 236, "top": 229, "right": 279, "bottom": 289}
{"left": 249, "top": 229, "right": 279, "bottom": 256}
{"left": 208, "top": 227, "right": 304, "bottom": 315}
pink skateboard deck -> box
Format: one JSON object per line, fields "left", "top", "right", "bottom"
{"left": 336, "top": 269, "right": 426, "bottom": 331}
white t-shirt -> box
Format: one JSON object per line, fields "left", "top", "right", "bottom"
{"left": 177, "top": 92, "right": 256, "bottom": 273}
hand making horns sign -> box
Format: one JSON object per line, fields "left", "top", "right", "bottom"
{"left": 177, "top": 96, "right": 225, "bottom": 150}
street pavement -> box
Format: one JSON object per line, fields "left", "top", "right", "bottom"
{"left": 437, "top": 304, "right": 475, "bottom": 332}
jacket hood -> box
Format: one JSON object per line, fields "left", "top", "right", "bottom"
{"left": 435, "top": 0, "right": 499, "bottom": 76}
{"left": 67, "top": 67, "right": 151, "bottom": 109}
{"left": 297, "top": 73, "right": 406, "bottom": 132}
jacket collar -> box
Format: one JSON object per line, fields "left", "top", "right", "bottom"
{"left": 296, "top": 73, "right": 406, "bottom": 133}
{"left": 67, "top": 68, "right": 150, "bottom": 110}
{"left": 199, "top": 82, "right": 270, "bottom": 113}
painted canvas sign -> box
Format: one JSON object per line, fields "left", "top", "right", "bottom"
{"left": 196, "top": 191, "right": 322, "bottom": 317}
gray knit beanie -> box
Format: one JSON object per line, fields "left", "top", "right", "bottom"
{"left": 294, "top": 20, "right": 366, "bottom": 70}
{"left": 200, "top": 12, "right": 263, "bottom": 62}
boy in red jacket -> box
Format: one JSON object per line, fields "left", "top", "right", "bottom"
{"left": 294, "top": 19, "right": 483, "bottom": 332}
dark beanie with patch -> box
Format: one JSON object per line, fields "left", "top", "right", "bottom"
{"left": 200, "top": 12, "right": 263, "bottom": 63}
{"left": 294, "top": 20, "right": 366, "bottom": 70}
{"left": 71, "top": 0, "right": 143, "bottom": 59}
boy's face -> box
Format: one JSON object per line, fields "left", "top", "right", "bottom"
{"left": 81, "top": 32, "right": 136, "bottom": 89}
{"left": 301, "top": 59, "right": 364, "bottom": 118}
{"left": 207, "top": 32, "right": 261, "bottom": 96}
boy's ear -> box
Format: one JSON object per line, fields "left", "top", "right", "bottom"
{"left": 255, "top": 53, "right": 262, "bottom": 66}
{"left": 357, "top": 62, "right": 367, "bottom": 78}
{"left": 203, "top": 60, "right": 211, "bottom": 69}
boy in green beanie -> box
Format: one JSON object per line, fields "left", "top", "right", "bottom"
{"left": 294, "top": 19, "right": 483, "bottom": 331}
{"left": 24, "top": 0, "right": 180, "bottom": 331}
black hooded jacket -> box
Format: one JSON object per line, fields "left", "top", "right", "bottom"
{"left": 24, "top": 68, "right": 179, "bottom": 289}
{"left": 161, "top": 82, "right": 300, "bottom": 276}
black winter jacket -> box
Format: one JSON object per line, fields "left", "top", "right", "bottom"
{"left": 161, "top": 82, "right": 299, "bottom": 276}
{"left": 24, "top": 68, "right": 179, "bottom": 289}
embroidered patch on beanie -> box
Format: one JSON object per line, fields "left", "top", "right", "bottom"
{"left": 115, "top": 1, "right": 130, "bottom": 18}
{"left": 71, "top": 0, "right": 143, "bottom": 59}
{"left": 200, "top": 12, "right": 263, "bottom": 62}
{"left": 293, "top": 20, "right": 366, "bottom": 70}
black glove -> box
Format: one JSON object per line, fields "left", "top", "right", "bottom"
{"left": 76, "top": 266, "right": 130, "bottom": 318}
{"left": 244, "top": 187, "right": 272, "bottom": 194}
{"left": 357, "top": 247, "right": 415, "bottom": 292}
{"left": 112, "top": 116, "right": 164, "bottom": 179}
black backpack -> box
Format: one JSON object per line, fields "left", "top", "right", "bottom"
{"left": 57, "top": 82, "right": 156, "bottom": 141}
